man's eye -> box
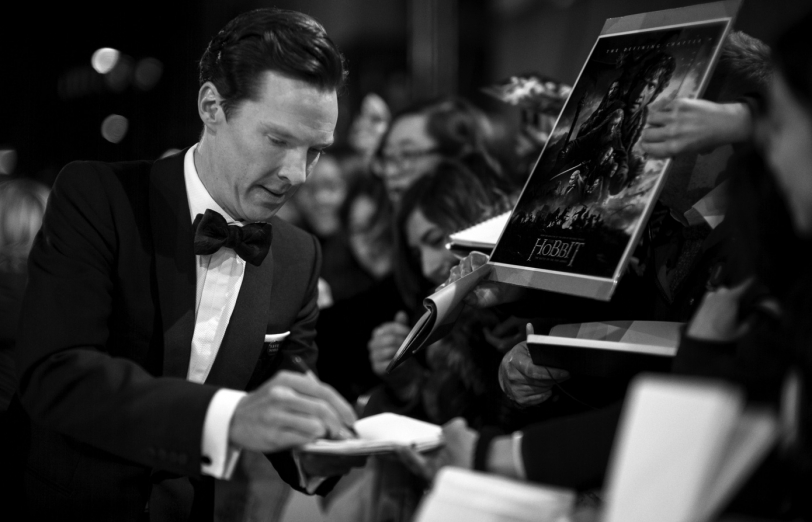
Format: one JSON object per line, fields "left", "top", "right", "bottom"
{"left": 268, "top": 136, "right": 287, "bottom": 147}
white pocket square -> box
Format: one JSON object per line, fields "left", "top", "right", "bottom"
{"left": 264, "top": 331, "right": 290, "bottom": 355}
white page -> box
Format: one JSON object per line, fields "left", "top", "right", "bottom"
{"left": 603, "top": 375, "right": 743, "bottom": 522}
{"left": 300, "top": 413, "right": 443, "bottom": 455}
{"left": 415, "top": 467, "right": 575, "bottom": 522}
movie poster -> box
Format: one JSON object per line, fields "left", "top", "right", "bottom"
{"left": 491, "top": 20, "right": 729, "bottom": 284}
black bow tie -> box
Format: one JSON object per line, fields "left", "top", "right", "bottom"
{"left": 193, "top": 209, "right": 273, "bottom": 266}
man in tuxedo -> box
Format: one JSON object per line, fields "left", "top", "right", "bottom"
{"left": 12, "top": 8, "right": 358, "bottom": 521}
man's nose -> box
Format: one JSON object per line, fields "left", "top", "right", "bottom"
{"left": 277, "top": 149, "right": 309, "bottom": 186}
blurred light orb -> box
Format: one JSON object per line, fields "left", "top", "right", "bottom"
{"left": 134, "top": 58, "right": 163, "bottom": 91}
{"left": 91, "top": 48, "right": 120, "bottom": 74}
{"left": 101, "top": 115, "right": 129, "bottom": 144}
{"left": 0, "top": 148, "right": 17, "bottom": 175}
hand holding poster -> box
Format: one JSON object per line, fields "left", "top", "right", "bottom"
{"left": 489, "top": 0, "right": 741, "bottom": 300}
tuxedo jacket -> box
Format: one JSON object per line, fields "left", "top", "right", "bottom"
{"left": 13, "top": 150, "right": 323, "bottom": 521}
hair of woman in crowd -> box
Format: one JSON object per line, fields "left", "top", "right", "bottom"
{"left": 338, "top": 170, "right": 395, "bottom": 281}
{"left": 0, "top": 178, "right": 49, "bottom": 273}
{"left": 393, "top": 154, "right": 514, "bottom": 312}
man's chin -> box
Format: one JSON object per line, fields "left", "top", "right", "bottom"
{"left": 243, "top": 206, "right": 281, "bottom": 223}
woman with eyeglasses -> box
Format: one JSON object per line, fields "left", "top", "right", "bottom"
{"left": 372, "top": 97, "right": 515, "bottom": 202}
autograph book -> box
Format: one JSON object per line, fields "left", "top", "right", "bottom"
{"left": 386, "top": 264, "right": 490, "bottom": 373}
{"left": 527, "top": 320, "right": 682, "bottom": 377}
{"left": 301, "top": 413, "right": 443, "bottom": 456}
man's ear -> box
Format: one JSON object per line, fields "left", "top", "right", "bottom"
{"left": 198, "top": 82, "right": 225, "bottom": 131}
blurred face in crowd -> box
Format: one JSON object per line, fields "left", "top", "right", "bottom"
{"left": 377, "top": 114, "right": 441, "bottom": 202}
{"left": 764, "top": 72, "right": 812, "bottom": 237}
{"left": 348, "top": 93, "right": 390, "bottom": 157}
{"left": 347, "top": 195, "right": 392, "bottom": 279}
{"left": 197, "top": 70, "right": 338, "bottom": 222}
{"left": 296, "top": 155, "right": 346, "bottom": 237}
{"left": 405, "top": 208, "right": 457, "bottom": 286}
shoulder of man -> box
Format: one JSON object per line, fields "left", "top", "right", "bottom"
{"left": 53, "top": 159, "right": 155, "bottom": 196}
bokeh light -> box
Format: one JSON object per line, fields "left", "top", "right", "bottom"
{"left": 101, "top": 115, "right": 129, "bottom": 144}
{"left": 134, "top": 58, "right": 163, "bottom": 91}
{"left": 91, "top": 48, "right": 120, "bottom": 74}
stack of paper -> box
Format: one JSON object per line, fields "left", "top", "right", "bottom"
{"left": 414, "top": 467, "right": 575, "bottom": 522}
{"left": 300, "top": 413, "right": 443, "bottom": 456}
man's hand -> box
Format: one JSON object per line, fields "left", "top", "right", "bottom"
{"left": 686, "top": 278, "right": 754, "bottom": 342}
{"left": 440, "top": 252, "right": 527, "bottom": 309}
{"left": 368, "top": 311, "right": 411, "bottom": 376}
{"left": 499, "top": 330, "right": 570, "bottom": 407}
{"left": 640, "top": 99, "right": 752, "bottom": 158}
{"left": 394, "top": 418, "right": 477, "bottom": 482}
{"left": 229, "top": 371, "right": 357, "bottom": 453}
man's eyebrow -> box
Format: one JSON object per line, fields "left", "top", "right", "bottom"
{"left": 259, "top": 122, "right": 334, "bottom": 149}
{"left": 314, "top": 138, "right": 335, "bottom": 150}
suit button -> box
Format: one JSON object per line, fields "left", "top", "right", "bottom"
{"left": 146, "top": 447, "right": 156, "bottom": 458}
{"left": 178, "top": 454, "right": 188, "bottom": 465}
{"left": 157, "top": 448, "right": 167, "bottom": 460}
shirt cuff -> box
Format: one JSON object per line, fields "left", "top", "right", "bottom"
{"left": 201, "top": 388, "right": 246, "bottom": 479}
{"left": 512, "top": 431, "right": 527, "bottom": 480}
{"left": 293, "top": 451, "right": 328, "bottom": 494}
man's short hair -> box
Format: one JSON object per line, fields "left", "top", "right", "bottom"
{"left": 199, "top": 8, "right": 347, "bottom": 119}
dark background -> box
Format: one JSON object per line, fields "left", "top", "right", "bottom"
{"left": 0, "top": 0, "right": 809, "bottom": 186}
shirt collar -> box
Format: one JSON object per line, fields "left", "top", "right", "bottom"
{"left": 184, "top": 144, "right": 238, "bottom": 225}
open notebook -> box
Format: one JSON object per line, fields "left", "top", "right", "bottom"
{"left": 300, "top": 413, "right": 443, "bottom": 456}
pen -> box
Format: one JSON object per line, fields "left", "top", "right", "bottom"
{"left": 290, "top": 355, "right": 358, "bottom": 439}
{"left": 290, "top": 354, "right": 318, "bottom": 379}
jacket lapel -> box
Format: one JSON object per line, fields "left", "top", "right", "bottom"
{"left": 205, "top": 248, "right": 274, "bottom": 389}
{"left": 149, "top": 149, "right": 197, "bottom": 378}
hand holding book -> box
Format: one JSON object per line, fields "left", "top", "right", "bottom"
{"left": 439, "top": 251, "right": 526, "bottom": 309}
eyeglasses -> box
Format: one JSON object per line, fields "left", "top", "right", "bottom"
{"left": 372, "top": 147, "right": 441, "bottom": 174}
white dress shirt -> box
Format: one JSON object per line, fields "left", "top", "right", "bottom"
{"left": 184, "top": 145, "right": 247, "bottom": 479}
{"left": 184, "top": 146, "right": 323, "bottom": 490}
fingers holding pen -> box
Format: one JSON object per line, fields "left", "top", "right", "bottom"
{"left": 274, "top": 371, "right": 357, "bottom": 429}
{"left": 229, "top": 371, "right": 358, "bottom": 452}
